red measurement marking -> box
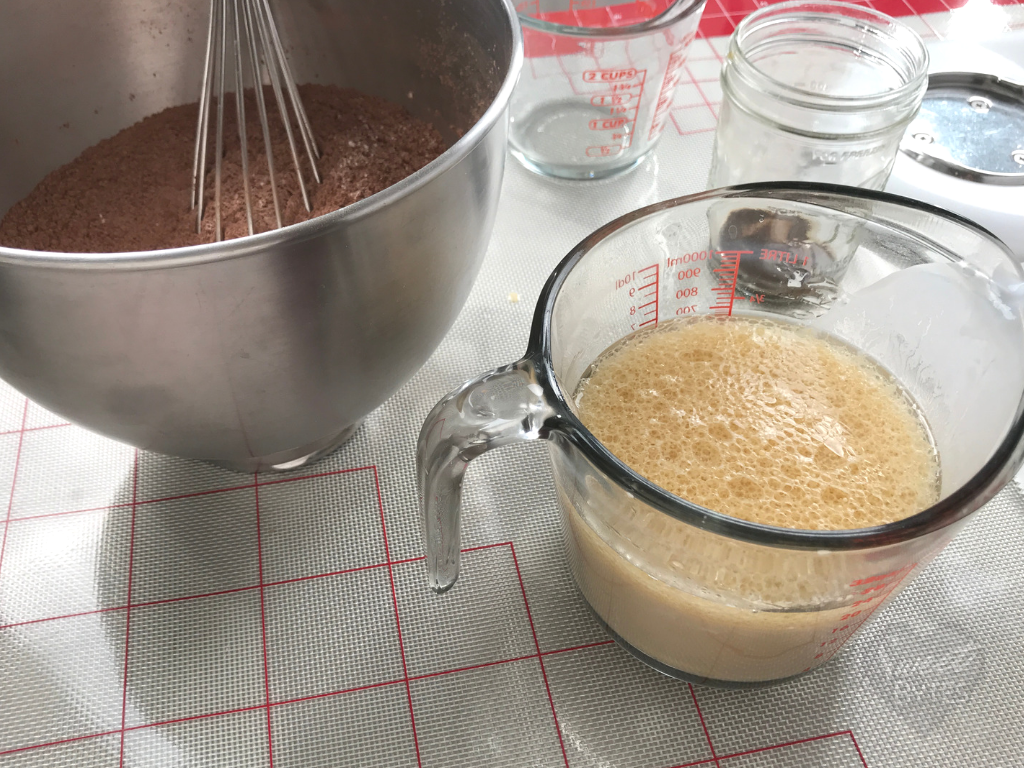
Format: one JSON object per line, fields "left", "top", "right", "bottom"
{"left": 849, "top": 568, "right": 908, "bottom": 587}
{"left": 710, "top": 250, "right": 749, "bottom": 316}
{"left": 591, "top": 93, "right": 632, "bottom": 107}
{"left": 673, "top": 260, "right": 703, "bottom": 316}
{"left": 626, "top": 263, "right": 659, "bottom": 330}
{"left": 578, "top": 67, "right": 647, "bottom": 151}
{"left": 760, "top": 248, "right": 809, "bottom": 268}
{"left": 589, "top": 117, "right": 628, "bottom": 130}
{"left": 667, "top": 250, "right": 708, "bottom": 267}
{"left": 584, "top": 68, "right": 639, "bottom": 83}
{"left": 815, "top": 563, "right": 918, "bottom": 668}
{"left": 648, "top": 41, "right": 694, "bottom": 141}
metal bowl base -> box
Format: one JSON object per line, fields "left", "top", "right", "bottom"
{"left": 209, "top": 421, "right": 363, "bottom": 474}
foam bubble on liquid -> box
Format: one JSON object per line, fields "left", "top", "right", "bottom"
{"left": 576, "top": 316, "right": 940, "bottom": 530}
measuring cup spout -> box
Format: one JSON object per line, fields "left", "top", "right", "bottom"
{"left": 417, "top": 356, "right": 556, "bottom": 592}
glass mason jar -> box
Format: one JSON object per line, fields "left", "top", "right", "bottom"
{"left": 707, "top": 1, "right": 929, "bottom": 190}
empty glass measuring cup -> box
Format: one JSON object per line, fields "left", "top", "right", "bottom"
{"left": 511, "top": 0, "right": 706, "bottom": 179}
{"left": 418, "top": 183, "right": 1024, "bottom": 686}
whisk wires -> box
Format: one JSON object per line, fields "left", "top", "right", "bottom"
{"left": 190, "top": 0, "right": 321, "bottom": 241}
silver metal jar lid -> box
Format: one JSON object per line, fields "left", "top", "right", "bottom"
{"left": 900, "top": 71, "right": 1024, "bottom": 186}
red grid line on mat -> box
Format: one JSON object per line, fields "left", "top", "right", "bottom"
{"left": 697, "top": 28, "right": 725, "bottom": 63}
{"left": 668, "top": 730, "right": 870, "bottom": 767}
{"left": 0, "top": 421, "right": 72, "bottom": 438}
{"left": 117, "top": 452, "right": 139, "bottom": 768}
{"left": 0, "top": 730, "right": 124, "bottom": 758}
{"left": 0, "top": 452, "right": 878, "bottom": 767}
{"left": 865, "top": 0, "right": 942, "bottom": 36}
{"left": 253, "top": 475, "right": 276, "bottom": 766}
{"left": 682, "top": 63, "right": 719, "bottom": 118}
{"left": 510, "top": 542, "right": 571, "bottom": 768}
{"left": 707, "top": 0, "right": 743, "bottom": 24}
{"left": 691, "top": 0, "right": 1024, "bottom": 39}
{"left": 372, "top": 465, "right": 424, "bottom": 768}
{"left": 0, "top": 400, "right": 29, "bottom": 589}
{"left": 3, "top": 463, "right": 380, "bottom": 523}
{"left": 688, "top": 684, "right": 722, "bottom": 768}
{"left": 122, "top": 703, "right": 270, "bottom": 732}
{"left": 669, "top": 117, "right": 718, "bottom": 136}
{"left": 850, "top": 731, "right": 870, "bottom": 767}
{"left": 0, "top": 631, "right": 872, "bottom": 768}
{"left": 266, "top": 679, "right": 407, "bottom": 709}
{"left": 0, "top": 539, "right": 608, "bottom": 761}
{"left": 0, "top": 550, "right": 499, "bottom": 631}
{"left": 409, "top": 653, "right": 540, "bottom": 682}
{"left": 0, "top": 605, "right": 127, "bottom": 630}
{"left": 0, "top": 637, "right": 622, "bottom": 759}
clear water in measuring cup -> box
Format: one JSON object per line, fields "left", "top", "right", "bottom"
{"left": 510, "top": 0, "right": 701, "bottom": 179}
{"left": 511, "top": 93, "right": 645, "bottom": 178}
{"left": 510, "top": 47, "right": 683, "bottom": 179}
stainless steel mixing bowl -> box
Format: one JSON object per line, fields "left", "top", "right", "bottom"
{"left": 0, "top": 0, "right": 522, "bottom": 471}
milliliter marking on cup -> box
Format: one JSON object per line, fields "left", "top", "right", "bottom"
{"left": 665, "top": 250, "right": 769, "bottom": 318}
{"left": 582, "top": 67, "right": 647, "bottom": 158}
{"left": 668, "top": 249, "right": 707, "bottom": 316}
{"left": 807, "top": 563, "right": 917, "bottom": 672}
{"left": 710, "top": 250, "right": 749, "bottom": 315}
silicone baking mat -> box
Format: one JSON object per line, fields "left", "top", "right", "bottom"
{"left": 3, "top": 1, "right": 1024, "bottom": 765}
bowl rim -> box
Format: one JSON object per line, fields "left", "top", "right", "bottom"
{"left": 528, "top": 181, "right": 1024, "bottom": 551}
{"left": 518, "top": 0, "right": 705, "bottom": 39}
{"left": 0, "top": 0, "right": 524, "bottom": 269}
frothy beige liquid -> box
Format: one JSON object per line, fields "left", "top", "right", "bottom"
{"left": 559, "top": 316, "right": 940, "bottom": 682}
{"left": 577, "top": 316, "right": 939, "bottom": 528}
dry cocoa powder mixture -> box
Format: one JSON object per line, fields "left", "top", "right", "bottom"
{"left": 0, "top": 85, "right": 447, "bottom": 252}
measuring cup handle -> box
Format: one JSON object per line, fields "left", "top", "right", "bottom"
{"left": 417, "top": 356, "right": 555, "bottom": 593}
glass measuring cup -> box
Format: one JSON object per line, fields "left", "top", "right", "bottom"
{"left": 510, "top": 0, "right": 706, "bottom": 179}
{"left": 418, "top": 183, "right": 1024, "bottom": 687}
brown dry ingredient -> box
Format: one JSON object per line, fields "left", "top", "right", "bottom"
{"left": 0, "top": 85, "right": 447, "bottom": 252}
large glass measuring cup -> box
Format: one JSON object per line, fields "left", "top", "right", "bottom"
{"left": 417, "top": 184, "right": 1024, "bottom": 686}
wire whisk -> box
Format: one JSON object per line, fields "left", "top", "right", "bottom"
{"left": 190, "top": 0, "right": 321, "bottom": 241}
